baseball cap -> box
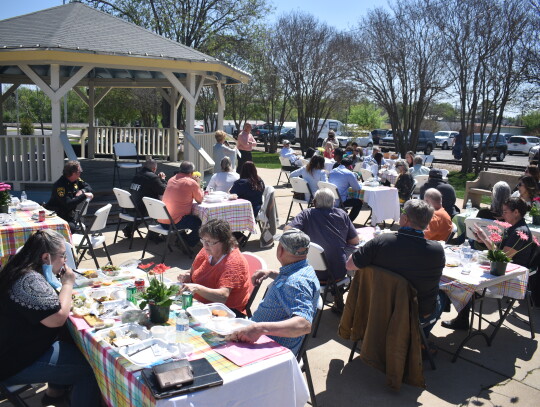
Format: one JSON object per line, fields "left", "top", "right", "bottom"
{"left": 283, "top": 139, "right": 290, "bottom": 145}
{"left": 429, "top": 169, "right": 443, "bottom": 179}
{"left": 274, "top": 228, "right": 310, "bottom": 256}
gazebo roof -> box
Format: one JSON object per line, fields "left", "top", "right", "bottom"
{"left": 0, "top": 2, "right": 249, "bottom": 85}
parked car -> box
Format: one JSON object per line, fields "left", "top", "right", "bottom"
{"left": 371, "top": 129, "right": 387, "bottom": 144}
{"left": 499, "top": 133, "right": 514, "bottom": 143}
{"left": 351, "top": 132, "right": 374, "bottom": 148}
{"left": 529, "top": 145, "right": 540, "bottom": 163}
{"left": 434, "top": 131, "right": 458, "bottom": 150}
{"left": 379, "top": 130, "right": 436, "bottom": 155}
{"left": 279, "top": 127, "right": 296, "bottom": 144}
{"left": 507, "top": 135, "right": 540, "bottom": 155}
{"left": 471, "top": 133, "right": 508, "bottom": 161}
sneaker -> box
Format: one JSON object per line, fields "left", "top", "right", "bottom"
{"left": 122, "top": 226, "right": 132, "bottom": 238}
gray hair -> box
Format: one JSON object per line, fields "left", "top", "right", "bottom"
{"left": 220, "top": 156, "right": 232, "bottom": 172}
{"left": 491, "top": 181, "right": 511, "bottom": 216}
{"left": 314, "top": 188, "right": 335, "bottom": 209}
{"left": 395, "top": 159, "right": 409, "bottom": 173}
{"left": 413, "top": 155, "right": 424, "bottom": 165}
{"left": 179, "top": 161, "right": 195, "bottom": 174}
{"left": 143, "top": 158, "right": 157, "bottom": 171}
{"left": 424, "top": 188, "right": 442, "bottom": 207}
{"left": 403, "top": 199, "right": 434, "bottom": 230}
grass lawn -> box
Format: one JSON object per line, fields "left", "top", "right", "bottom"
{"left": 252, "top": 151, "right": 281, "bottom": 169}
{"left": 447, "top": 171, "right": 491, "bottom": 204}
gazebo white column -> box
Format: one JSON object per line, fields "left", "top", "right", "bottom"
{"left": 215, "top": 82, "right": 225, "bottom": 131}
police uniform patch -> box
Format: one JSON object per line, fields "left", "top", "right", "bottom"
{"left": 57, "top": 187, "right": 65, "bottom": 197}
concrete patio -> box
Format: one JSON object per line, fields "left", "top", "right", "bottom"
{"left": 3, "top": 165, "right": 540, "bottom": 407}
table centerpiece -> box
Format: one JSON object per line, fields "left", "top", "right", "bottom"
{"left": 137, "top": 263, "right": 176, "bottom": 323}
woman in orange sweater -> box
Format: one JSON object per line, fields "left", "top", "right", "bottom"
{"left": 177, "top": 219, "right": 251, "bottom": 316}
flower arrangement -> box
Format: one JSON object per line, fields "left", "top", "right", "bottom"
{"left": 137, "top": 263, "right": 176, "bottom": 310}
{"left": 530, "top": 197, "right": 540, "bottom": 216}
{"left": 485, "top": 220, "right": 540, "bottom": 263}
{"left": 317, "top": 147, "right": 324, "bottom": 154}
{"left": 0, "top": 183, "right": 12, "bottom": 208}
{"left": 192, "top": 171, "right": 205, "bottom": 189}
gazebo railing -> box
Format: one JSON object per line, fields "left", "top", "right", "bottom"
{"left": 94, "top": 126, "right": 170, "bottom": 157}
{"left": 183, "top": 132, "right": 215, "bottom": 173}
{"left": 0, "top": 134, "right": 53, "bottom": 186}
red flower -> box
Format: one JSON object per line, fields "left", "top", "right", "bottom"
{"left": 152, "top": 264, "right": 170, "bottom": 275}
{"left": 486, "top": 225, "right": 501, "bottom": 232}
{"left": 138, "top": 262, "right": 155, "bottom": 270}
{"left": 516, "top": 230, "right": 529, "bottom": 241}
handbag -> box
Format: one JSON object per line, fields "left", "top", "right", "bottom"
{"left": 152, "top": 359, "right": 193, "bottom": 390}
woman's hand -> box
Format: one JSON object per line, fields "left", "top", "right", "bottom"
{"left": 472, "top": 224, "right": 490, "bottom": 247}
{"left": 181, "top": 283, "right": 202, "bottom": 294}
{"left": 59, "top": 265, "right": 75, "bottom": 286}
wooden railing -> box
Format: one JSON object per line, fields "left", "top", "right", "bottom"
{"left": 94, "top": 127, "right": 171, "bottom": 157}
{"left": 0, "top": 135, "right": 53, "bottom": 185}
{"left": 182, "top": 132, "right": 215, "bottom": 173}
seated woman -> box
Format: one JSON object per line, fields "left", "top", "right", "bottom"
{"left": 206, "top": 156, "right": 240, "bottom": 193}
{"left": 0, "top": 230, "right": 100, "bottom": 406}
{"left": 323, "top": 142, "right": 334, "bottom": 159}
{"left": 393, "top": 159, "right": 414, "bottom": 203}
{"left": 443, "top": 197, "right": 535, "bottom": 330}
{"left": 177, "top": 219, "right": 251, "bottom": 316}
{"left": 525, "top": 165, "right": 540, "bottom": 189}
{"left": 477, "top": 181, "right": 511, "bottom": 220}
{"left": 230, "top": 161, "right": 265, "bottom": 217}
{"left": 405, "top": 151, "right": 415, "bottom": 167}
{"left": 511, "top": 175, "right": 539, "bottom": 206}
{"left": 290, "top": 155, "right": 328, "bottom": 198}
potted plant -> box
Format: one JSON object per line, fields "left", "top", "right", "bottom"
{"left": 486, "top": 221, "right": 539, "bottom": 276}
{"left": 530, "top": 197, "right": 540, "bottom": 225}
{"left": 0, "top": 183, "right": 12, "bottom": 213}
{"left": 137, "top": 263, "right": 176, "bottom": 324}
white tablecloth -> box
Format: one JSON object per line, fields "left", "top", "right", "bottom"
{"left": 324, "top": 158, "right": 335, "bottom": 173}
{"left": 158, "top": 352, "right": 309, "bottom": 407}
{"left": 362, "top": 186, "right": 401, "bottom": 226}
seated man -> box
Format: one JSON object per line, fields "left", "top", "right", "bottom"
{"left": 159, "top": 161, "right": 203, "bottom": 247}
{"left": 45, "top": 160, "right": 93, "bottom": 232}
{"left": 228, "top": 229, "right": 320, "bottom": 355}
{"left": 346, "top": 199, "right": 446, "bottom": 337}
{"left": 280, "top": 140, "right": 302, "bottom": 167}
{"left": 409, "top": 155, "right": 430, "bottom": 178}
{"left": 329, "top": 158, "right": 363, "bottom": 222}
{"left": 332, "top": 148, "right": 344, "bottom": 169}
{"left": 423, "top": 188, "right": 453, "bottom": 241}
{"left": 363, "top": 147, "right": 386, "bottom": 167}
{"left": 125, "top": 158, "right": 167, "bottom": 237}
{"left": 419, "top": 169, "right": 458, "bottom": 217}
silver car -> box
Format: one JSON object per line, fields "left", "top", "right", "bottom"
{"left": 434, "top": 131, "right": 458, "bottom": 150}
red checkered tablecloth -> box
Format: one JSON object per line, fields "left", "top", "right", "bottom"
{"left": 193, "top": 199, "right": 257, "bottom": 234}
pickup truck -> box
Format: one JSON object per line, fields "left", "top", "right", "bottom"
{"left": 379, "top": 130, "right": 436, "bottom": 155}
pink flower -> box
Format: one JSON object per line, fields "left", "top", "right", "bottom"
{"left": 534, "top": 197, "right": 540, "bottom": 203}
{"left": 486, "top": 225, "right": 501, "bottom": 232}
{"left": 494, "top": 220, "right": 512, "bottom": 229}
{"left": 533, "top": 236, "right": 540, "bottom": 247}
{"left": 516, "top": 230, "right": 529, "bottom": 241}
{"left": 490, "top": 232, "right": 503, "bottom": 243}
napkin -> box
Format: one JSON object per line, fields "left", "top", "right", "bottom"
{"left": 213, "top": 335, "right": 289, "bottom": 366}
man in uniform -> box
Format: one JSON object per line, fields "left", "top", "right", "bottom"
{"left": 45, "top": 160, "right": 93, "bottom": 232}
{"left": 123, "top": 158, "right": 167, "bottom": 238}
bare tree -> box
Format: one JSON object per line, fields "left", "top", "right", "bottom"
{"left": 272, "top": 12, "right": 349, "bottom": 151}
{"left": 348, "top": 0, "right": 448, "bottom": 156}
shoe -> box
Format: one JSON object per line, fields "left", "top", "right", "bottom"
{"left": 441, "top": 317, "right": 469, "bottom": 330}
{"left": 122, "top": 226, "right": 132, "bottom": 239}
{"left": 41, "top": 392, "right": 66, "bottom": 406}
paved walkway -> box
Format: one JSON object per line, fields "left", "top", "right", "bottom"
{"left": 5, "top": 166, "right": 540, "bottom": 407}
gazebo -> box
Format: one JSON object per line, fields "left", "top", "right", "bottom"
{"left": 0, "top": 2, "right": 249, "bottom": 188}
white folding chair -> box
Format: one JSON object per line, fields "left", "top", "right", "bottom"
{"left": 286, "top": 177, "right": 313, "bottom": 223}
{"left": 413, "top": 174, "right": 429, "bottom": 195}
{"left": 359, "top": 168, "right": 373, "bottom": 182}
{"left": 72, "top": 204, "right": 113, "bottom": 269}
{"left": 423, "top": 155, "right": 435, "bottom": 167}
{"left": 113, "top": 142, "right": 142, "bottom": 187}
{"left": 317, "top": 181, "right": 344, "bottom": 209}
{"left": 141, "top": 197, "right": 193, "bottom": 262}
{"left": 465, "top": 217, "right": 496, "bottom": 241}
{"left": 242, "top": 252, "right": 268, "bottom": 318}
{"left": 112, "top": 188, "right": 150, "bottom": 249}
{"left": 276, "top": 156, "right": 296, "bottom": 187}
{"left": 307, "top": 242, "right": 351, "bottom": 338}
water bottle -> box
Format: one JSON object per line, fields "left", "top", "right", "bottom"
{"left": 175, "top": 310, "right": 189, "bottom": 343}
{"left": 466, "top": 199, "right": 472, "bottom": 216}
{"left": 461, "top": 240, "right": 473, "bottom": 275}
{"left": 374, "top": 225, "right": 382, "bottom": 236}
{"left": 21, "top": 191, "right": 27, "bottom": 202}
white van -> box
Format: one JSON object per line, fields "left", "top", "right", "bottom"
{"left": 295, "top": 119, "right": 348, "bottom": 146}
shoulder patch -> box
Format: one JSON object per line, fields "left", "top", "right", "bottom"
{"left": 57, "top": 187, "right": 66, "bottom": 197}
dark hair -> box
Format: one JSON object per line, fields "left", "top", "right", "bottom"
{"left": 518, "top": 175, "right": 539, "bottom": 202}
{"left": 0, "top": 230, "right": 65, "bottom": 294}
{"left": 306, "top": 155, "right": 325, "bottom": 174}
{"left": 63, "top": 160, "right": 81, "bottom": 177}
{"left": 374, "top": 152, "right": 384, "bottom": 166}
{"left": 239, "top": 161, "right": 264, "bottom": 192}
{"left": 334, "top": 148, "right": 344, "bottom": 159}
{"left": 405, "top": 151, "right": 414, "bottom": 165}
{"left": 503, "top": 196, "right": 529, "bottom": 217}
{"left": 199, "top": 219, "right": 237, "bottom": 253}
{"left": 304, "top": 147, "right": 316, "bottom": 159}
{"left": 525, "top": 165, "right": 540, "bottom": 183}
{"left": 351, "top": 142, "right": 358, "bottom": 148}
{"left": 341, "top": 158, "right": 353, "bottom": 169}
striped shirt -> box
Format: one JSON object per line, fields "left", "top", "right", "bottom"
{"left": 252, "top": 259, "right": 320, "bottom": 355}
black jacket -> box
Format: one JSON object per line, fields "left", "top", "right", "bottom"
{"left": 45, "top": 176, "right": 92, "bottom": 223}
{"left": 419, "top": 179, "right": 457, "bottom": 217}
{"left": 129, "top": 168, "right": 167, "bottom": 215}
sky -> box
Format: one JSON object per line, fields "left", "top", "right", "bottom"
{"left": 0, "top": 0, "right": 386, "bottom": 29}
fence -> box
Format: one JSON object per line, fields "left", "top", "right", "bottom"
{"left": 94, "top": 127, "right": 171, "bottom": 157}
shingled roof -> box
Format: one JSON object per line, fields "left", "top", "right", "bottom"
{"left": 0, "top": 2, "right": 249, "bottom": 84}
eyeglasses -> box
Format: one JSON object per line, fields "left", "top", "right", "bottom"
{"left": 55, "top": 252, "right": 67, "bottom": 260}
{"left": 200, "top": 239, "right": 220, "bottom": 247}
{"left": 517, "top": 183, "right": 523, "bottom": 187}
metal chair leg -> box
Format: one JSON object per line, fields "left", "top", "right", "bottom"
{"left": 113, "top": 218, "right": 121, "bottom": 244}
{"left": 102, "top": 242, "right": 113, "bottom": 266}
{"left": 141, "top": 232, "right": 150, "bottom": 259}
{"left": 348, "top": 341, "right": 359, "bottom": 362}
{"left": 302, "top": 354, "right": 318, "bottom": 407}
{"left": 286, "top": 201, "right": 294, "bottom": 223}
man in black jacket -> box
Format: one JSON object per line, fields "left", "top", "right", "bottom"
{"left": 419, "top": 169, "right": 458, "bottom": 217}
{"left": 45, "top": 161, "right": 93, "bottom": 232}
{"left": 124, "top": 159, "right": 166, "bottom": 237}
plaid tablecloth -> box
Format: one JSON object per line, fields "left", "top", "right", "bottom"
{"left": 193, "top": 199, "right": 257, "bottom": 234}
{"left": 0, "top": 210, "right": 71, "bottom": 260}
{"left": 68, "top": 279, "right": 307, "bottom": 407}
{"left": 440, "top": 258, "right": 529, "bottom": 312}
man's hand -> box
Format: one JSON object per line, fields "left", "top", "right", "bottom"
{"left": 177, "top": 273, "right": 191, "bottom": 284}
{"left": 84, "top": 192, "right": 94, "bottom": 200}
{"left": 227, "top": 324, "right": 263, "bottom": 344}
{"left": 251, "top": 269, "right": 277, "bottom": 286}
{"left": 158, "top": 172, "right": 166, "bottom": 180}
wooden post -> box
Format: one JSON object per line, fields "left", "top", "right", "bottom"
{"left": 88, "top": 81, "right": 95, "bottom": 158}
{"left": 50, "top": 64, "right": 64, "bottom": 179}
{"left": 216, "top": 82, "right": 225, "bottom": 131}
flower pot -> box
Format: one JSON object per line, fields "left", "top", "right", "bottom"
{"left": 533, "top": 215, "right": 540, "bottom": 226}
{"left": 0, "top": 205, "right": 8, "bottom": 214}
{"left": 490, "top": 261, "right": 508, "bottom": 276}
{"left": 148, "top": 303, "right": 171, "bottom": 324}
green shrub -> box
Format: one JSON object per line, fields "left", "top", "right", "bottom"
{"left": 20, "top": 117, "right": 34, "bottom": 135}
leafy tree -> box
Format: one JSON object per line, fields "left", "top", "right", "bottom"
{"left": 348, "top": 101, "right": 386, "bottom": 130}
{"left": 522, "top": 111, "right": 540, "bottom": 134}
{"left": 95, "top": 89, "right": 138, "bottom": 125}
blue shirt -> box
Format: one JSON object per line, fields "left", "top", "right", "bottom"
{"left": 290, "top": 166, "right": 328, "bottom": 198}
{"left": 409, "top": 164, "right": 430, "bottom": 178}
{"left": 329, "top": 165, "right": 362, "bottom": 202}
{"left": 252, "top": 259, "right": 320, "bottom": 355}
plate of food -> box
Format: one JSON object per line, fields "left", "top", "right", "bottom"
{"left": 91, "top": 299, "right": 138, "bottom": 319}
{"left": 101, "top": 264, "right": 122, "bottom": 277}
{"left": 205, "top": 318, "right": 254, "bottom": 336}
{"left": 73, "top": 269, "right": 109, "bottom": 288}
{"left": 187, "top": 303, "right": 235, "bottom": 325}
{"left": 95, "top": 323, "right": 151, "bottom": 348}
{"left": 118, "top": 338, "right": 182, "bottom": 367}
